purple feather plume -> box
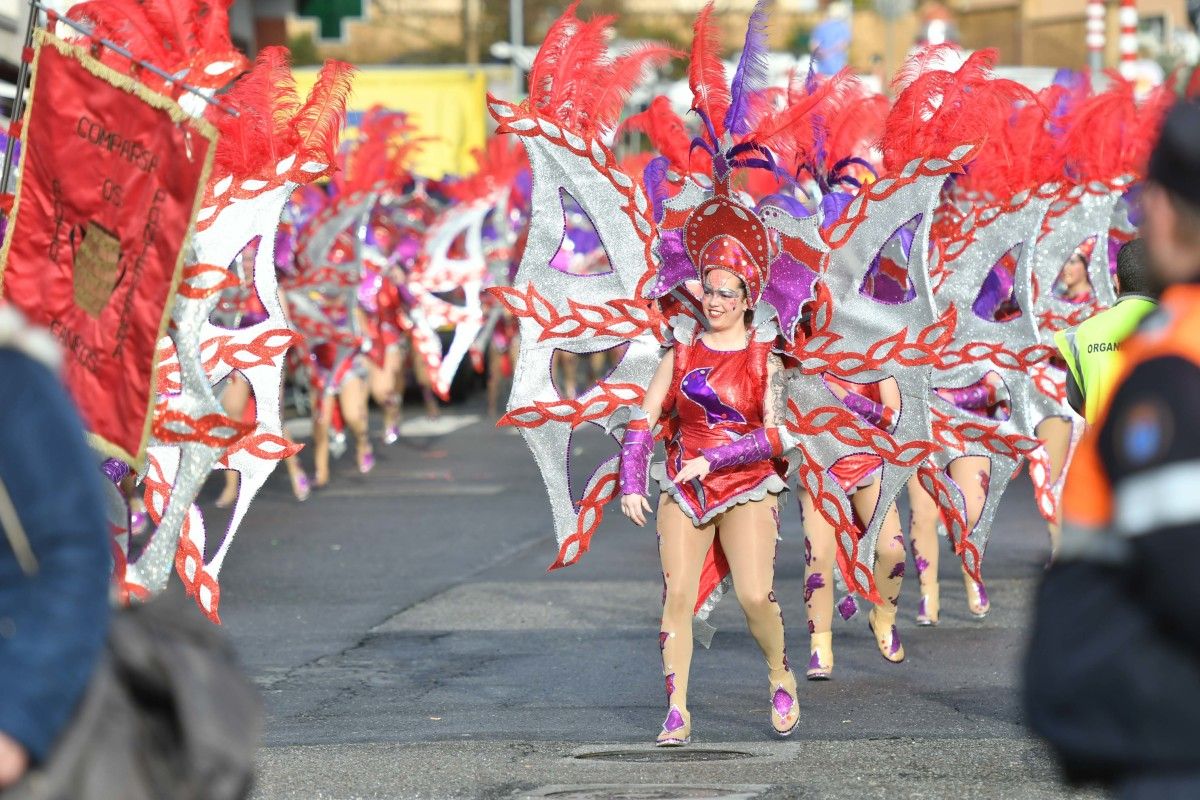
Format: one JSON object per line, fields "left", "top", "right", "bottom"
{"left": 643, "top": 156, "right": 670, "bottom": 222}
{"left": 723, "top": 0, "right": 771, "bottom": 136}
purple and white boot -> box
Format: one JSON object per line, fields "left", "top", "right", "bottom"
{"left": 963, "top": 572, "right": 990, "bottom": 618}
{"left": 868, "top": 607, "right": 906, "bottom": 663}
{"left": 806, "top": 632, "right": 833, "bottom": 680}
{"left": 655, "top": 705, "right": 691, "bottom": 747}
{"left": 770, "top": 674, "right": 800, "bottom": 737}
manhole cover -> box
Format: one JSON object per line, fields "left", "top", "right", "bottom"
{"left": 572, "top": 749, "right": 754, "bottom": 763}
{"left": 523, "top": 785, "right": 766, "bottom": 800}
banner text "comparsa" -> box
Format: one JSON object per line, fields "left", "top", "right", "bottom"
{"left": 76, "top": 116, "right": 159, "bottom": 173}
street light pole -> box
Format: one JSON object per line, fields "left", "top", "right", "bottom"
{"left": 1086, "top": 0, "right": 1105, "bottom": 72}
{"left": 510, "top": 0, "right": 524, "bottom": 99}
{"left": 1118, "top": 0, "right": 1138, "bottom": 79}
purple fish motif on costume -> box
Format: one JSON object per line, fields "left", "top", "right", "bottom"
{"left": 665, "top": 673, "right": 676, "bottom": 697}
{"left": 888, "top": 562, "right": 905, "bottom": 579}
{"left": 663, "top": 707, "right": 686, "bottom": 733}
{"left": 837, "top": 594, "right": 859, "bottom": 621}
{"left": 681, "top": 368, "right": 747, "bottom": 426}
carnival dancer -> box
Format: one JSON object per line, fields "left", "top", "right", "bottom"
{"left": 214, "top": 238, "right": 311, "bottom": 505}
{"left": 1054, "top": 239, "right": 1096, "bottom": 303}
{"left": 798, "top": 211, "right": 911, "bottom": 675}
{"left": 801, "top": 375, "right": 909, "bottom": 677}
{"left": 619, "top": 197, "right": 799, "bottom": 742}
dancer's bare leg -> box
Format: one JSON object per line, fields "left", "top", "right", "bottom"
{"left": 949, "top": 455, "right": 992, "bottom": 615}
{"left": 1036, "top": 416, "right": 1073, "bottom": 557}
{"left": 799, "top": 490, "right": 836, "bottom": 678}
{"left": 312, "top": 392, "right": 334, "bottom": 488}
{"left": 339, "top": 372, "right": 374, "bottom": 474}
{"left": 907, "top": 473, "right": 942, "bottom": 625}
{"left": 216, "top": 375, "right": 252, "bottom": 508}
{"left": 370, "top": 346, "right": 402, "bottom": 441}
{"left": 719, "top": 496, "right": 798, "bottom": 733}
{"left": 851, "top": 478, "right": 906, "bottom": 662}
{"left": 656, "top": 496, "right": 715, "bottom": 744}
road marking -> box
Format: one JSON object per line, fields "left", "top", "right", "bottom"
{"left": 398, "top": 414, "right": 479, "bottom": 437}
{"left": 316, "top": 483, "right": 505, "bottom": 498}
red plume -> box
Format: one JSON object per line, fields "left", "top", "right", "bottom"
{"left": 882, "top": 48, "right": 1022, "bottom": 174}
{"left": 292, "top": 59, "right": 357, "bottom": 169}
{"left": 142, "top": 0, "right": 200, "bottom": 54}
{"left": 1054, "top": 74, "right": 1170, "bottom": 184}
{"left": 688, "top": 1, "right": 730, "bottom": 139}
{"left": 590, "top": 44, "right": 682, "bottom": 135}
{"left": 527, "top": 0, "right": 583, "bottom": 112}
{"left": 890, "top": 42, "right": 963, "bottom": 95}
{"left": 622, "top": 96, "right": 694, "bottom": 173}
{"left": 214, "top": 46, "right": 298, "bottom": 177}
{"left": 67, "top": 0, "right": 172, "bottom": 72}
{"left": 196, "top": 0, "right": 236, "bottom": 55}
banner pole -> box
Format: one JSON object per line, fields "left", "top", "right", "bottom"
{"left": 0, "top": 0, "right": 38, "bottom": 198}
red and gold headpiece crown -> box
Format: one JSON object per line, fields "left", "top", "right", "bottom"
{"left": 684, "top": 190, "right": 771, "bottom": 306}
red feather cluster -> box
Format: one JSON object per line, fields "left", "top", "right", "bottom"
{"left": 1056, "top": 74, "right": 1173, "bottom": 184}
{"left": 527, "top": 1, "right": 679, "bottom": 137}
{"left": 336, "top": 106, "right": 429, "bottom": 197}
{"left": 688, "top": 1, "right": 731, "bottom": 139}
{"left": 67, "top": 0, "right": 247, "bottom": 91}
{"left": 882, "top": 48, "right": 1037, "bottom": 179}
{"left": 443, "top": 135, "right": 530, "bottom": 204}
{"left": 747, "top": 69, "right": 883, "bottom": 179}
{"left": 954, "top": 85, "right": 1065, "bottom": 200}
{"left": 214, "top": 48, "right": 354, "bottom": 181}
{"left": 621, "top": 96, "right": 706, "bottom": 176}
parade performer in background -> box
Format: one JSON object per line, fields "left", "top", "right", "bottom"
{"left": 44, "top": 0, "right": 356, "bottom": 618}
{"left": 213, "top": 239, "right": 311, "bottom": 505}
{"left": 284, "top": 108, "right": 423, "bottom": 484}
{"left": 751, "top": 70, "right": 911, "bottom": 675}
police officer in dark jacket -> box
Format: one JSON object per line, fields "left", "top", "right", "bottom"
{"left": 1025, "top": 100, "right": 1200, "bottom": 798}
{"left": 0, "top": 312, "right": 110, "bottom": 789}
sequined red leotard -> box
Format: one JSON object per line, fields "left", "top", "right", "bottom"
{"left": 652, "top": 336, "right": 787, "bottom": 524}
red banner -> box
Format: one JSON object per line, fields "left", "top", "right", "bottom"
{"left": 0, "top": 33, "right": 215, "bottom": 466}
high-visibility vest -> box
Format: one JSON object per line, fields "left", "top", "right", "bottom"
{"left": 1054, "top": 295, "right": 1158, "bottom": 424}
{"left": 1061, "top": 284, "right": 1200, "bottom": 545}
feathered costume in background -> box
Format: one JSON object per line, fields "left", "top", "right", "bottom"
{"left": 64, "top": 0, "right": 355, "bottom": 621}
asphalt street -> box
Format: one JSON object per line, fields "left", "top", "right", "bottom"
{"left": 201, "top": 399, "right": 1105, "bottom": 800}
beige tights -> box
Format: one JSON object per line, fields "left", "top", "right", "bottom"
{"left": 800, "top": 479, "right": 907, "bottom": 636}
{"left": 657, "top": 494, "right": 790, "bottom": 713}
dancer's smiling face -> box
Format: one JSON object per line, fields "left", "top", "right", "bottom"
{"left": 702, "top": 268, "right": 749, "bottom": 332}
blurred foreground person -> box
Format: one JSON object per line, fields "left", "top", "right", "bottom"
{"left": 1025, "top": 100, "right": 1200, "bottom": 798}
{"left": 0, "top": 308, "right": 110, "bottom": 790}
{"left": 0, "top": 307, "right": 261, "bottom": 799}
